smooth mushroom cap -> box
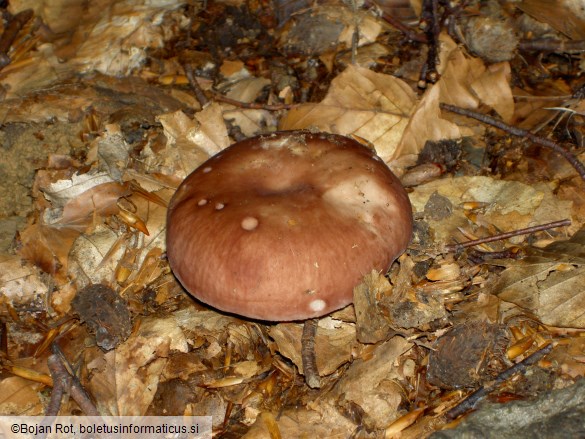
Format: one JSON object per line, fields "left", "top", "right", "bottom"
{"left": 166, "top": 131, "right": 413, "bottom": 321}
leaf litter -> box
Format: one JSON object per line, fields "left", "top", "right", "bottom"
{"left": 0, "top": 0, "right": 585, "bottom": 437}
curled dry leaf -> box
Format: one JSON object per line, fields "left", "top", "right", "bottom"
{"left": 489, "top": 228, "right": 585, "bottom": 328}
{"left": 280, "top": 64, "right": 418, "bottom": 162}
{"left": 518, "top": 0, "right": 585, "bottom": 40}
{"left": 0, "top": 254, "right": 49, "bottom": 305}
{"left": 157, "top": 103, "right": 230, "bottom": 178}
{"left": 409, "top": 176, "right": 574, "bottom": 245}
{"left": 86, "top": 315, "right": 189, "bottom": 416}
{"left": 437, "top": 34, "right": 514, "bottom": 122}
{"left": 330, "top": 336, "right": 413, "bottom": 430}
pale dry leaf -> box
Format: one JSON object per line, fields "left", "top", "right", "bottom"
{"left": 0, "top": 377, "right": 45, "bottom": 415}
{"left": 43, "top": 172, "right": 116, "bottom": 208}
{"left": 518, "top": 0, "right": 585, "bottom": 40}
{"left": 493, "top": 261, "right": 585, "bottom": 328}
{"left": 68, "top": 1, "right": 184, "bottom": 76}
{"left": 409, "top": 176, "right": 572, "bottom": 245}
{"left": 437, "top": 34, "right": 514, "bottom": 121}
{"left": 437, "top": 34, "right": 483, "bottom": 109}
{"left": 331, "top": 336, "right": 413, "bottom": 430}
{"left": 244, "top": 402, "right": 356, "bottom": 439}
{"left": 68, "top": 225, "right": 125, "bottom": 286}
{"left": 280, "top": 65, "right": 417, "bottom": 161}
{"left": 158, "top": 105, "right": 229, "bottom": 178}
{"left": 397, "top": 84, "right": 465, "bottom": 170}
{"left": 87, "top": 315, "right": 188, "bottom": 416}
{"left": 50, "top": 182, "right": 130, "bottom": 230}
{"left": 192, "top": 102, "right": 230, "bottom": 154}
{"left": 0, "top": 254, "right": 49, "bottom": 305}
{"left": 470, "top": 62, "right": 514, "bottom": 123}
{"left": 87, "top": 124, "right": 130, "bottom": 180}
{"left": 489, "top": 228, "right": 585, "bottom": 328}
{"left": 18, "top": 222, "right": 82, "bottom": 279}
{"left": 173, "top": 308, "right": 243, "bottom": 338}
{"left": 222, "top": 107, "right": 278, "bottom": 137}
{"left": 223, "top": 77, "right": 271, "bottom": 104}
{"left": 336, "top": 42, "right": 391, "bottom": 69}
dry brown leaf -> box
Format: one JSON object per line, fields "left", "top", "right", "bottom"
{"left": 223, "top": 77, "right": 271, "bottom": 104}
{"left": 331, "top": 336, "right": 413, "bottom": 430}
{"left": 86, "top": 315, "right": 188, "bottom": 416}
{"left": 158, "top": 104, "right": 229, "bottom": 178}
{"left": 280, "top": 64, "right": 417, "bottom": 162}
{"left": 244, "top": 402, "right": 356, "bottom": 438}
{"left": 470, "top": 62, "right": 514, "bottom": 123}
{"left": 18, "top": 222, "right": 80, "bottom": 277}
{"left": 0, "top": 377, "right": 45, "bottom": 415}
{"left": 222, "top": 107, "right": 278, "bottom": 137}
{"left": 396, "top": 85, "right": 464, "bottom": 170}
{"left": 269, "top": 318, "right": 356, "bottom": 376}
{"left": 409, "top": 176, "right": 573, "bottom": 245}
{"left": 437, "top": 34, "right": 514, "bottom": 122}
{"left": 0, "top": 254, "right": 49, "bottom": 306}
{"left": 489, "top": 228, "right": 585, "bottom": 328}
{"left": 518, "top": 0, "right": 585, "bottom": 40}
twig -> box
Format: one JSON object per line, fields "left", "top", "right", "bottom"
{"left": 184, "top": 63, "right": 210, "bottom": 108}
{"left": 418, "top": 0, "right": 441, "bottom": 87}
{"left": 519, "top": 38, "right": 585, "bottom": 54}
{"left": 210, "top": 90, "right": 295, "bottom": 111}
{"left": 467, "top": 247, "right": 524, "bottom": 264}
{"left": 440, "top": 103, "right": 585, "bottom": 182}
{"left": 444, "top": 219, "right": 571, "bottom": 253}
{"left": 47, "top": 344, "right": 99, "bottom": 416}
{"left": 45, "top": 354, "right": 72, "bottom": 416}
{"left": 363, "top": 0, "right": 427, "bottom": 43}
{"left": 446, "top": 343, "right": 553, "bottom": 419}
{"left": 301, "top": 319, "right": 321, "bottom": 389}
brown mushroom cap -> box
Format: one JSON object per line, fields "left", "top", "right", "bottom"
{"left": 166, "top": 131, "right": 413, "bottom": 321}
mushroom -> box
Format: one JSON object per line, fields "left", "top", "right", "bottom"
{"left": 166, "top": 131, "right": 413, "bottom": 321}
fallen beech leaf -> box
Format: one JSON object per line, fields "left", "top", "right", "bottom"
{"left": 158, "top": 104, "right": 229, "bottom": 178}
{"left": 331, "top": 336, "right": 412, "bottom": 430}
{"left": 409, "top": 176, "right": 573, "bottom": 244}
{"left": 518, "top": 0, "right": 585, "bottom": 40}
{"left": 489, "top": 228, "right": 585, "bottom": 328}
{"left": 280, "top": 64, "right": 417, "bottom": 162}
{"left": 86, "top": 315, "right": 188, "bottom": 416}
{"left": 437, "top": 34, "right": 514, "bottom": 122}
{"left": 0, "top": 254, "right": 49, "bottom": 305}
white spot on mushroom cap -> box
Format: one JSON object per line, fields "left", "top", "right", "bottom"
{"left": 241, "top": 216, "right": 259, "bottom": 231}
{"left": 309, "top": 299, "right": 326, "bottom": 312}
{"left": 198, "top": 199, "right": 208, "bottom": 206}
{"left": 203, "top": 166, "right": 213, "bottom": 173}
{"left": 215, "top": 203, "right": 225, "bottom": 210}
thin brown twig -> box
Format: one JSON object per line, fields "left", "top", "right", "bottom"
{"left": 47, "top": 344, "right": 99, "bottom": 416}
{"left": 440, "top": 103, "right": 585, "bottom": 182}
{"left": 364, "top": 0, "right": 427, "bottom": 42}
{"left": 301, "top": 319, "right": 321, "bottom": 389}
{"left": 210, "top": 91, "right": 296, "bottom": 111}
{"left": 446, "top": 343, "right": 553, "bottom": 419}
{"left": 444, "top": 219, "right": 571, "bottom": 252}
{"left": 184, "top": 63, "right": 210, "bottom": 108}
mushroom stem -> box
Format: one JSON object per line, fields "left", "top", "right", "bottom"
{"left": 301, "top": 318, "right": 321, "bottom": 389}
